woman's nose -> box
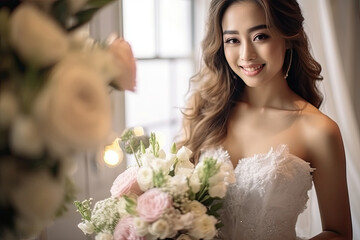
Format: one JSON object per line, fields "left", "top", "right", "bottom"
{"left": 240, "top": 42, "right": 256, "bottom": 61}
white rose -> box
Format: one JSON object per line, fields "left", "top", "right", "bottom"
{"left": 78, "top": 221, "right": 95, "bottom": 235}
{"left": 10, "top": 116, "right": 44, "bottom": 158}
{"left": 208, "top": 182, "right": 227, "bottom": 198}
{"left": 10, "top": 170, "right": 65, "bottom": 222}
{"left": 189, "top": 214, "right": 217, "bottom": 240}
{"left": 185, "top": 200, "right": 207, "bottom": 215}
{"left": 148, "top": 218, "right": 171, "bottom": 239}
{"left": 10, "top": 4, "right": 69, "bottom": 66}
{"left": 0, "top": 90, "right": 18, "bottom": 128}
{"left": 133, "top": 217, "right": 149, "bottom": 236}
{"left": 34, "top": 54, "right": 111, "bottom": 156}
{"left": 95, "top": 232, "right": 113, "bottom": 240}
{"left": 175, "top": 212, "right": 194, "bottom": 230}
{"left": 137, "top": 166, "right": 154, "bottom": 191}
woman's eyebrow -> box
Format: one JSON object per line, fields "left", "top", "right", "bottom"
{"left": 223, "top": 24, "right": 268, "bottom": 35}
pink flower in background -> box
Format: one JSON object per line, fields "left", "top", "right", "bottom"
{"left": 108, "top": 38, "right": 136, "bottom": 92}
{"left": 136, "top": 188, "right": 172, "bottom": 222}
{"left": 110, "top": 167, "right": 142, "bottom": 197}
{"left": 113, "top": 217, "right": 145, "bottom": 240}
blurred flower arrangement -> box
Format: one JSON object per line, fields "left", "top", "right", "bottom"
{"left": 74, "top": 129, "right": 236, "bottom": 240}
{"left": 0, "top": 0, "right": 136, "bottom": 239}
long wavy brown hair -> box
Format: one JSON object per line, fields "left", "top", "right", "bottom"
{"left": 178, "top": 0, "right": 323, "bottom": 162}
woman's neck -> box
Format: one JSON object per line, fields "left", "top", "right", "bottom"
{"left": 240, "top": 77, "right": 299, "bottom": 110}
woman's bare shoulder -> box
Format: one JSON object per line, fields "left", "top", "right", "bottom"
{"left": 298, "top": 103, "right": 344, "bottom": 165}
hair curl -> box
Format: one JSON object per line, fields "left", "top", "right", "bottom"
{"left": 178, "top": 0, "right": 323, "bottom": 162}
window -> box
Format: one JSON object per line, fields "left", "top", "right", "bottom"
{"left": 122, "top": 0, "right": 195, "bottom": 152}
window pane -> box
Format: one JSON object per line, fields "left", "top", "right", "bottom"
{"left": 159, "top": 0, "right": 192, "bottom": 57}
{"left": 123, "top": 0, "right": 156, "bottom": 57}
{"left": 125, "top": 60, "right": 171, "bottom": 127}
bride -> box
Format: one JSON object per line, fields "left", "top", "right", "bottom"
{"left": 178, "top": 0, "right": 352, "bottom": 239}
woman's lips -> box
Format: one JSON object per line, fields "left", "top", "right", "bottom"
{"left": 240, "top": 64, "right": 265, "bottom": 76}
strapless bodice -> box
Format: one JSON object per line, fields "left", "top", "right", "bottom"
{"left": 202, "top": 145, "right": 314, "bottom": 240}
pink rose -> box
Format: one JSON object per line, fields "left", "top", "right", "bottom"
{"left": 108, "top": 38, "right": 136, "bottom": 92}
{"left": 136, "top": 188, "right": 172, "bottom": 222}
{"left": 110, "top": 167, "right": 142, "bottom": 197}
{"left": 113, "top": 216, "right": 145, "bottom": 240}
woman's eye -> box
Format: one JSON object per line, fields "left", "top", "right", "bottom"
{"left": 253, "top": 34, "right": 269, "bottom": 41}
{"left": 225, "top": 38, "right": 239, "bottom": 44}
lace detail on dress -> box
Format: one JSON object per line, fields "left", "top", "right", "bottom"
{"left": 202, "top": 145, "right": 314, "bottom": 240}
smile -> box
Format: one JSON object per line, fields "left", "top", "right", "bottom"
{"left": 240, "top": 64, "right": 265, "bottom": 76}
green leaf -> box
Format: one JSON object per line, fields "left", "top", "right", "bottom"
{"left": 210, "top": 201, "right": 223, "bottom": 212}
{"left": 215, "top": 222, "right": 224, "bottom": 229}
{"left": 74, "top": 198, "right": 93, "bottom": 222}
{"left": 51, "top": 0, "right": 69, "bottom": 29}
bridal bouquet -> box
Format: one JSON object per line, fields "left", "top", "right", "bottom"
{"left": 74, "top": 131, "right": 236, "bottom": 240}
{"left": 0, "top": 0, "right": 136, "bottom": 239}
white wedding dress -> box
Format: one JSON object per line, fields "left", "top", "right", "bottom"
{"left": 205, "top": 144, "right": 315, "bottom": 240}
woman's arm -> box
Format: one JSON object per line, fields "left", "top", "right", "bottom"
{"left": 307, "top": 117, "right": 352, "bottom": 240}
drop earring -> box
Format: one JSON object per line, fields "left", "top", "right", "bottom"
{"left": 284, "top": 48, "right": 293, "bottom": 79}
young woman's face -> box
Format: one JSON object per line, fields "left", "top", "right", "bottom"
{"left": 222, "top": 1, "right": 286, "bottom": 88}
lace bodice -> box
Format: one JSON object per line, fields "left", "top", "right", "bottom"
{"left": 204, "top": 145, "right": 314, "bottom": 240}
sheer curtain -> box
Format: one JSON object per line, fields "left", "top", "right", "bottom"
{"left": 296, "top": 0, "right": 360, "bottom": 238}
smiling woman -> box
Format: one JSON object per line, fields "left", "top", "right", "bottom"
{"left": 178, "top": 0, "right": 353, "bottom": 239}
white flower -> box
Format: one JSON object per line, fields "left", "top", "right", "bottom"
{"left": 95, "top": 232, "right": 114, "bottom": 240}
{"left": 208, "top": 169, "right": 226, "bottom": 186}
{"left": 0, "top": 90, "right": 18, "bottom": 128}
{"left": 176, "top": 146, "right": 194, "bottom": 171}
{"left": 117, "top": 196, "right": 130, "bottom": 217}
{"left": 91, "top": 197, "right": 121, "bottom": 233}
{"left": 208, "top": 182, "right": 227, "bottom": 198}
{"left": 10, "top": 116, "right": 44, "bottom": 158}
{"left": 10, "top": 170, "right": 65, "bottom": 223}
{"left": 189, "top": 173, "right": 201, "bottom": 193}
{"left": 133, "top": 217, "right": 149, "bottom": 236}
{"left": 34, "top": 53, "right": 111, "bottom": 156}
{"left": 175, "top": 212, "right": 194, "bottom": 230}
{"left": 185, "top": 200, "right": 207, "bottom": 215}
{"left": 137, "top": 166, "right": 154, "bottom": 191}
{"left": 10, "top": 4, "right": 69, "bottom": 66}
{"left": 140, "top": 151, "right": 156, "bottom": 167}
{"left": 151, "top": 157, "right": 172, "bottom": 173}
{"left": 148, "top": 218, "right": 171, "bottom": 239}
{"left": 78, "top": 221, "right": 95, "bottom": 235}
{"left": 175, "top": 167, "right": 194, "bottom": 178}
{"left": 168, "top": 175, "right": 189, "bottom": 194}
{"left": 188, "top": 214, "right": 217, "bottom": 240}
